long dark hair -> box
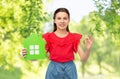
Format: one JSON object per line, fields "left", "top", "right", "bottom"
{"left": 53, "top": 8, "right": 70, "bottom": 32}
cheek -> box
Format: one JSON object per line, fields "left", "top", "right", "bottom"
{"left": 66, "top": 20, "right": 70, "bottom": 24}
{"left": 66, "top": 19, "right": 70, "bottom": 22}
{"left": 54, "top": 20, "right": 58, "bottom": 24}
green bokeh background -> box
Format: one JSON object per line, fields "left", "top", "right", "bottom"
{"left": 0, "top": 0, "right": 120, "bottom": 79}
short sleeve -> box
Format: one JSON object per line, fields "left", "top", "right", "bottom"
{"left": 42, "top": 33, "right": 50, "bottom": 52}
{"left": 42, "top": 32, "right": 50, "bottom": 42}
{"left": 73, "top": 33, "right": 82, "bottom": 53}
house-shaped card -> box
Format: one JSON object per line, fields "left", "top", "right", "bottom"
{"left": 23, "top": 33, "right": 46, "bottom": 60}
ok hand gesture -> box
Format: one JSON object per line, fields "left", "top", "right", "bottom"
{"left": 84, "top": 36, "right": 94, "bottom": 50}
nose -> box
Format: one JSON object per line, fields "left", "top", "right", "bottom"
{"left": 61, "top": 19, "right": 64, "bottom": 22}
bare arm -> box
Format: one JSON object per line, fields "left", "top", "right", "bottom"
{"left": 77, "top": 36, "right": 93, "bottom": 62}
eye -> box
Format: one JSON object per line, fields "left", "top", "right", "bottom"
{"left": 63, "top": 17, "right": 67, "bottom": 20}
{"left": 57, "top": 17, "right": 61, "bottom": 20}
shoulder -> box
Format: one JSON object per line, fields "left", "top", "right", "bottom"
{"left": 42, "top": 32, "right": 52, "bottom": 36}
{"left": 70, "top": 32, "right": 82, "bottom": 39}
{"left": 42, "top": 32, "right": 53, "bottom": 40}
{"left": 42, "top": 32, "right": 53, "bottom": 37}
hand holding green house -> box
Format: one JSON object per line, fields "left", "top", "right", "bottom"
{"left": 23, "top": 33, "right": 46, "bottom": 60}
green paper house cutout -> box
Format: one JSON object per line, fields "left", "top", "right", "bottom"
{"left": 23, "top": 33, "right": 46, "bottom": 60}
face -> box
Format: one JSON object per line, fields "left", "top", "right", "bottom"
{"left": 54, "top": 12, "right": 70, "bottom": 31}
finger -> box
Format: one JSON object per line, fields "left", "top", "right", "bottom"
{"left": 23, "top": 54, "right": 26, "bottom": 57}
{"left": 87, "top": 39, "right": 91, "bottom": 43}
{"left": 23, "top": 53, "right": 26, "bottom": 56}
{"left": 89, "top": 35, "right": 93, "bottom": 40}
{"left": 22, "top": 52, "right": 27, "bottom": 55}
{"left": 20, "top": 52, "right": 27, "bottom": 57}
{"left": 84, "top": 38, "right": 87, "bottom": 43}
{"left": 22, "top": 48, "right": 27, "bottom": 52}
{"left": 88, "top": 35, "right": 93, "bottom": 42}
{"left": 22, "top": 48, "right": 26, "bottom": 51}
{"left": 22, "top": 50, "right": 27, "bottom": 54}
{"left": 21, "top": 49, "right": 27, "bottom": 56}
{"left": 20, "top": 48, "right": 27, "bottom": 57}
{"left": 83, "top": 40, "right": 85, "bottom": 44}
{"left": 86, "top": 37, "right": 91, "bottom": 43}
{"left": 84, "top": 38, "right": 88, "bottom": 45}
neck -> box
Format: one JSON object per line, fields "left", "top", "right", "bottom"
{"left": 56, "top": 29, "right": 68, "bottom": 34}
{"left": 54, "top": 30, "right": 69, "bottom": 38}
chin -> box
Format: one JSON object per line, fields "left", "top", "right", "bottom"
{"left": 59, "top": 27, "right": 66, "bottom": 30}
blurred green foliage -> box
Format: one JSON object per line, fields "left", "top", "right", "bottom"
{"left": 72, "top": 0, "right": 120, "bottom": 77}
{"left": 0, "top": 0, "right": 49, "bottom": 79}
{"left": 0, "top": 0, "right": 120, "bottom": 79}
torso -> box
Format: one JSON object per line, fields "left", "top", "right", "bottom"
{"left": 43, "top": 32, "right": 82, "bottom": 62}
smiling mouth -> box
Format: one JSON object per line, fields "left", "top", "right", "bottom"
{"left": 59, "top": 24, "right": 66, "bottom": 27}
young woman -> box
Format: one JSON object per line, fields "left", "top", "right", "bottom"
{"left": 22, "top": 8, "right": 93, "bottom": 79}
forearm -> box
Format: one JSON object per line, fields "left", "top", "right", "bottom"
{"left": 78, "top": 35, "right": 93, "bottom": 62}
{"left": 77, "top": 45, "right": 91, "bottom": 62}
{"left": 82, "top": 49, "right": 91, "bottom": 62}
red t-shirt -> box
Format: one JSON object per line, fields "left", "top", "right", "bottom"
{"left": 42, "top": 32, "right": 82, "bottom": 62}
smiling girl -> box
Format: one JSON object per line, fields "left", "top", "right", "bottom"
{"left": 43, "top": 8, "right": 93, "bottom": 79}
{"left": 22, "top": 8, "right": 93, "bottom": 79}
